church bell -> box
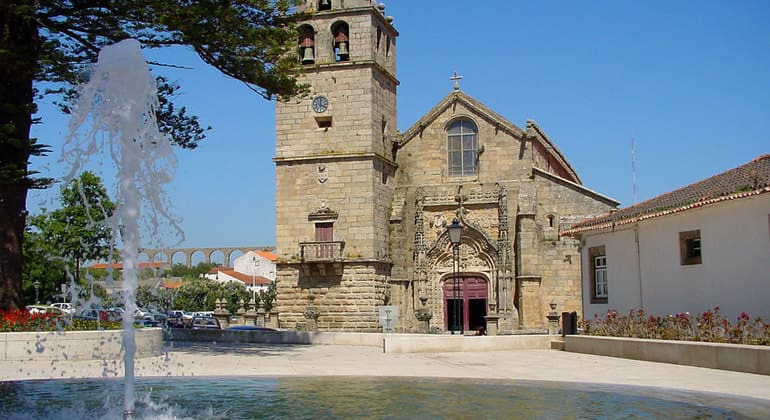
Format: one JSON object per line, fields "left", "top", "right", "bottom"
{"left": 301, "top": 47, "right": 315, "bottom": 64}
{"left": 319, "top": 0, "right": 331, "bottom": 11}
{"left": 336, "top": 41, "right": 349, "bottom": 60}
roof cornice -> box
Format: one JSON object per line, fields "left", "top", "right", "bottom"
{"left": 533, "top": 167, "right": 619, "bottom": 207}
{"left": 563, "top": 186, "right": 770, "bottom": 236}
{"left": 273, "top": 151, "right": 397, "bottom": 169}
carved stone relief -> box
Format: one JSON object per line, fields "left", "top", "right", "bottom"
{"left": 317, "top": 164, "right": 328, "bottom": 184}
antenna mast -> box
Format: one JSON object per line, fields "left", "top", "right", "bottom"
{"left": 631, "top": 135, "right": 637, "bottom": 204}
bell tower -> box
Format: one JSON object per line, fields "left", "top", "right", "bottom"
{"left": 274, "top": 0, "right": 399, "bottom": 331}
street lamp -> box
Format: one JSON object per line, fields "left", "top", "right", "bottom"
{"left": 33, "top": 280, "right": 41, "bottom": 304}
{"left": 447, "top": 218, "right": 463, "bottom": 334}
{"left": 251, "top": 255, "right": 260, "bottom": 303}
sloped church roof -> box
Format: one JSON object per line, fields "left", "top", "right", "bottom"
{"left": 397, "top": 90, "right": 582, "bottom": 184}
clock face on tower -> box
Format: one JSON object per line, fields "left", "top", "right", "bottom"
{"left": 312, "top": 96, "right": 328, "bottom": 113}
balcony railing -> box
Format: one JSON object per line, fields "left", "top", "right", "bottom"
{"left": 299, "top": 241, "right": 345, "bottom": 262}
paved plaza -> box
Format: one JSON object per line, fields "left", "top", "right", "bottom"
{"left": 1, "top": 342, "right": 770, "bottom": 417}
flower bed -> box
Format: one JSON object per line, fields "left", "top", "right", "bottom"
{"left": 1, "top": 307, "right": 161, "bottom": 361}
{"left": 581, "top": 307, "right": 769, "bottom": 345}
{"left": 1, "top": 309, "right": 122, "bottom": 332}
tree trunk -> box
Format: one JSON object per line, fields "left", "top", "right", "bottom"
{"left": 0, "top": 2, "right": 40, "bottom": 310}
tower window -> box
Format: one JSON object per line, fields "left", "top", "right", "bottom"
{"left": 332, "top": 21, "right": 350, "bottom": 62}
{"left": 381, "top": 117, "right": 387, "bottom": 144}
{"left": 447, "top": 119, "right": 478, "bottom": 177}
{"left": 315, "top": 116, "right": 333, "bottom": 129}
{"left": 298, "top": 25, "right": 315, "bottom": 65}
{"left": 318, "top": 0, "right": 332, "bottom": 11}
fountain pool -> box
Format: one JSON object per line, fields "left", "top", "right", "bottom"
{"left": 0, "top": 376, "right": 756, "bottom": 419}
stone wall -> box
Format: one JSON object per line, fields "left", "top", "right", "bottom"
{"left": 276, "top": 261, "right": 390, "bottom": 331}
{"left": 0, "top": 328, "right": 163, "bottom": 361}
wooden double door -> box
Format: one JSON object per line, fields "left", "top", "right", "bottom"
{"left": 443, "top": 276, "right": 488, "bottom": 333}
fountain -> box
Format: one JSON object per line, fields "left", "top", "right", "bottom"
{"left": 60, "top": 38, "right": 182, "bottom": 417}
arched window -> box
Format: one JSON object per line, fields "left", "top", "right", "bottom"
{"left": 298, "top": 25, "right": 315, "bottom": 65}
{"left": 331, "top": 21, "right": 350, "bottom": 62}
{"left": 447, "top": 119, "right": 478, "bottom": 176}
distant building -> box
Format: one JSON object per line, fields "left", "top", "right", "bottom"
{"left": 90, "top": 261, "right": 170, "bottom": 271}
{"left": 564, "top": 155, "right": 770, "bottom": 320}
{"left": 206, "top": 250, "right": 277, "bottom": 293}
{"left": 89, "top": 261, "right": 173, "bottom": 296}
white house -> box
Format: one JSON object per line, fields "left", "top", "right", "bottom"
{"left": 205, "top": 250, "right": 277, "bottom": 294}
{"left": 233, "top": 250, "right": 277, "bottom": 281}
{"left": 563, "top": 155, "right": 770, "bottom": 321}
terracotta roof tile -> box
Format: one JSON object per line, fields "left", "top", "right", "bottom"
{"left": 163, "top": 279, "right": 183, "bottom": 289}
{"left": 90, "top": 261, "right": 168, "bottom": 270}
{"left": 255, "top": 250, "right": 278, "bottom": 261}
{"left": 564, "top": 155, "right": 770, "bottom": 234}
{"left": 216, "top": 269, "right": 273, "bottom": 285}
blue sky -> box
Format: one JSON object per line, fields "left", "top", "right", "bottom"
{"left": 29, "top": 0, "right": 770, "bottom": 251}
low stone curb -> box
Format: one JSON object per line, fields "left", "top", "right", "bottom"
{"left": 0, "top": 328, "right": 163, "bottom": 361}
{"left": 565, "top": 335, "right": 770, "bottom": 375}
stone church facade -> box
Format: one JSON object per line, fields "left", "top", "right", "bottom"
{"left": 274, "top": 0, "right": 618, "bottom": 333}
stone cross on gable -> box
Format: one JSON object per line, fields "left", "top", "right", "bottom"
{"left": 451, "top": 72, "right": 462, "bottom": 91}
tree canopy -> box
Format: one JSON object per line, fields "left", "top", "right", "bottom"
{"left": 1, "top": 0, "right": 307, "bottom": 309}
{"left": 30, "top": 171, "right": 116, "bottom": 281}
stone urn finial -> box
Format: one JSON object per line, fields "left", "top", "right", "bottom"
{"left": 414, "top": 308, "right": 432, "bottom": 322}
{"left": 303, "top": 306, "right": 320, "bottom": 320}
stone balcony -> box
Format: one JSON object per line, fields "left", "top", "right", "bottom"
{"left": 299, "top": 241, "right": 346, "bottom": 262}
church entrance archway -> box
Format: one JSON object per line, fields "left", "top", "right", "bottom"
{"left": 442, "top": 276, "right": 488, "bottom": 333}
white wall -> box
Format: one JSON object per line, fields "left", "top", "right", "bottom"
{"left": 582, "top": 228, "right": 641, "bottom": 320}
{"left": 206, "top": 270, "right": 270, "bottom": 293}
{"left": 234, "top": 251, "right": 276, "bottom": 280}
{"left": 582, "top": 194, "right": 770, "bottom": 321}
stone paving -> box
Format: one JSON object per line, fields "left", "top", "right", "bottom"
{"left": 2, "top": 342, "right": 770, "bottom": 417}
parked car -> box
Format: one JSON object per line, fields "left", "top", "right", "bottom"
{"left": 225, "top": 325, "right": 277, "bottom": 332}
{"left": 78, "top": 308, "right": 122, "bottom": 322}
{"left": 167, "top": 310, "right": 193, "bottom": 328}
{"left": 134, "top": 318, "right": 162, "bottom": 327}
{"left": 50, "top": 302, "right": 72, "bottom": 314}
{"left": 142, "top": 311, "right": 168, "bottom": 325}
{"left": 190, "top": 316, "right": 221, "bottom": 330}
{"left": 26, "top": 305, "right": 65, "bottom": 316}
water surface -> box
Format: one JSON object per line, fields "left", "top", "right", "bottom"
{"left": 0, "top": 376, "right": 756, "bottom": 419}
